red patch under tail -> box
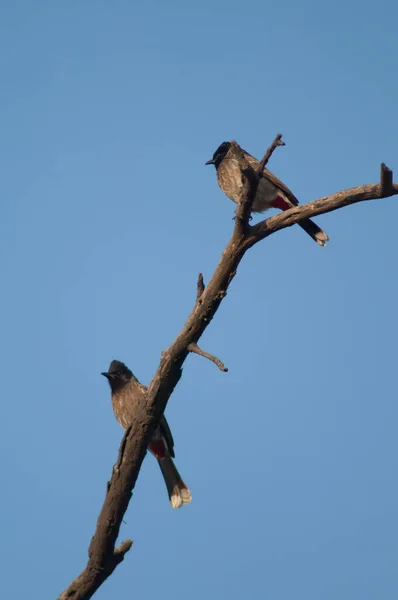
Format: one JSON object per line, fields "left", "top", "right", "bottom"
{"left": 148, "top": 438, "right": 167, "bottom": 459}
{"left": 272, "top": 195, "right": 292, "bottom": 211}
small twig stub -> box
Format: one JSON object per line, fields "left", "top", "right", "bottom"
{"left": 196, "top": 273, "right": 205, "bottom": 300}
{"left": 188, "top": 342, "right": 228, "bottom": 372}
{"left": 380, "top": 163, "right": 393, "bottom": 197}
{"left": 258, "top": 133, "right": 285, "bottom": 173}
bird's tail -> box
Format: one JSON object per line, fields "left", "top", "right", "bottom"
{"left": 157, "top": 455, "right": 192, "bottom": 509}
{"left": 299, "top": 218, "right": 329, "bottom": 247}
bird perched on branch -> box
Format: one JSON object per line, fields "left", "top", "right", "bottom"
{"left": 102, "top": 360, "right": 191, "bottom": 509}
{"left": 205, "top": 141, "right": 329, "bottom": 246}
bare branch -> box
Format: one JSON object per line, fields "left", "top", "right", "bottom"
{"left": 188, "top": 342, "right": 228, "bottom": 372}
{"left": 245, "top": 172, "right": 397, "bottom": 247}
{"left": 58, "top": 535, "right": 133, "bottom": 600}
{"left": 196, "top": 273, "right": 205, "bottom": 301}
{"left": 257, "top": 133, "right": 285, "bottom": 173}
{"left": 59, "top": 421, "right": 151, "bottom": 600}
{"left": 59, "top": 136, "right": 396, "bottom": 599}
{"left": 114, "top": 539, "right": 133, "bottom": 558}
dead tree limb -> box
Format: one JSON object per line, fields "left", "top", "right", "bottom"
{"left": 58, "top": 135, "right": 397, "bottom": 600}
{"left": 246, "top": 179, "right": 398, "bottom": 247}
{"left": 187, "top": 342, "right": 228, "bottom": 372}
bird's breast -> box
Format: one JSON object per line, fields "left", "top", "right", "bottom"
{"left": 217, "top": 159, "right": 280, "bottom": 213}
{"left": 216, "top": 159, "right": 245, "bottom": 204}
{"left": 111, "top": 386, "right": 145, "bottom": 430}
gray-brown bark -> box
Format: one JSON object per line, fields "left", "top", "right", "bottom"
{"left": 58, "top": 135, "right": 397, "bottom": 600}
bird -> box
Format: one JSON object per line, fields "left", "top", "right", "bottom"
{"left": 205, "top": 141, "right": 329, "bottom": 246}
{"left": 102, "top": 360, "right": 191, "bottom": 509}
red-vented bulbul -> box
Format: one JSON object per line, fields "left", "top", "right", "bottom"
{"left": 206, "top": 141, "right": 329, "bottom": 246}
{"left": 102, "top": 360, "right": 191, "bottom": 509}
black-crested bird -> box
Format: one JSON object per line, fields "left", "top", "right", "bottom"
{"left": 102, "top": 360, "right": 191, "bottom": 509}
{"left": 206, "top": 141, "right": 329, "bottom": 246}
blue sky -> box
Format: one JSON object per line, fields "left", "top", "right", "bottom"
{"left": 1, "top": 2, "right": 397, "bottom": 599}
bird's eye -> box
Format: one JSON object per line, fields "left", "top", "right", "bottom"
{"left": 114, "top": 371, "right": 121, "bottom": 376}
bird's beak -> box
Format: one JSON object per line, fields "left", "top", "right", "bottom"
{"left": 205, "top": 159, "right": 215, "bottom": 166}
{"left": 101, "top": 372, "right": 111, "bottom": 379}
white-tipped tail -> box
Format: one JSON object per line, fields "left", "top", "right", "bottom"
{"left": 314, "top": 229, "right": 330, "bottom": 247}
{"left": 299, "top": 218, "right": 329, "bottom": 247}
{"left": 158, "top": 455, "right": 192, "bottom": 509}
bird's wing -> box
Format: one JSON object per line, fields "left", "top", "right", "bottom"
{"left": 159, "top": 414, "right": 175, "bottom": 458}
{"left": 243, "top": 150, "right": 300, "bottom": 206}
{"left": 263, "top": 167, "right": 300, "bottom": 205}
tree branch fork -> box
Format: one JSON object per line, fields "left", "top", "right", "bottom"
{"left": 59, "top": 135, "right": 397, "bottom": 600}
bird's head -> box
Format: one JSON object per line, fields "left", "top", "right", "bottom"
{"left": 101, "top": 360, "right": 133, "bottom": 391}
{"left": 205, "top": 141, "right": 231, "bottom": 168}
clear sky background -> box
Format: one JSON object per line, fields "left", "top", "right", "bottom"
{"left": 1, "top": 2, "right": 397, "bottom": 599}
